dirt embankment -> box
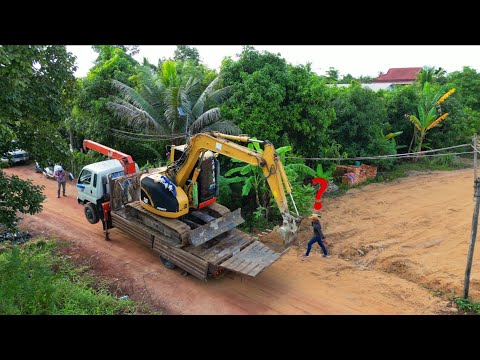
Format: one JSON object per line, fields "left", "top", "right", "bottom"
{"left": 6, "top": 164, "right": 479, "bottom": 314}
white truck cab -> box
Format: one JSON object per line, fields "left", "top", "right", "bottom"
{"left": 77, "top": 159, "right": 139, "bottom": 224}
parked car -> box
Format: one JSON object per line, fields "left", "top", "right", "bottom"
{"left": 1, "top": 149, "right": 29, "bottom": 165}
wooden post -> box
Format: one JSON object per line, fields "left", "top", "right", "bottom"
{"left": 463, "top": 134, "right": 479, "bottom": 299}
{"left": 474, "top": 133, "right": 478, "bottom": 182}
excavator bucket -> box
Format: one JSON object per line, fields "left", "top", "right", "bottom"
{"left": 276, "top": 220, "right": 299, "bottom": 246}
{"left": 259, "top": 213, "right": 300, "bottom": 252}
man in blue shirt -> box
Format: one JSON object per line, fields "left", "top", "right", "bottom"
{"left": 302, "top": 213, "right": 329, "bottom": 258}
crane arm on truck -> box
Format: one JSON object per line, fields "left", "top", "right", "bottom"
{"left": 83, "top": 140, "right": 137, "bottom": 175}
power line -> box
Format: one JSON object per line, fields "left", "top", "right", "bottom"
{"left": 285, "top": 143, "right": 472, "bottom": 161}
{"left": 111, "top": 128, "right": 187, "bottom": 140}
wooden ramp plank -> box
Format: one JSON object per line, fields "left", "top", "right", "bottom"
{"left": 184, "top": 230, "right": 254, "bottom": 265}
{"left": 219, "top": 240, "right": 283, "bottom": 278}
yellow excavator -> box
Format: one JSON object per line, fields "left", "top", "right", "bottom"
{"left": 140, "top": 131, "right": 300, "bottom": 245}
{"left": 79, "top": 131, "right": 300, "bottom": 280}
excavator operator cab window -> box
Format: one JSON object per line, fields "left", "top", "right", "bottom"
{"left": 173, "top": 146, "right": 186, "bottom": 162}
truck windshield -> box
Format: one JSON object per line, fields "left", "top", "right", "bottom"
{"left": 78, "top": 169, "right": 92, "bottom": 185}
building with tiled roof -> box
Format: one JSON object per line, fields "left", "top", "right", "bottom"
{"left": 374, "top": 67, "right": 422, "bottom": 84}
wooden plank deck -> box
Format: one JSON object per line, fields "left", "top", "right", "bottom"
{"left": 184, "top": 228, "right": 254, "bottom": 265}
{"left": 219, "top": 240, "right": 282, "bottom": 277}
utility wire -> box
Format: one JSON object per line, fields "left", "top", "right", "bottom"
{"left": 285, "top": 143, "right": 472, "bottom": 161}
{"left": 111, "top": 128, "right": 187, "bottom": 140}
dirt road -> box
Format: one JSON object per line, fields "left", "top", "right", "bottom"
{"left": 6, "top": 164, "right": 479, "bottom": 314}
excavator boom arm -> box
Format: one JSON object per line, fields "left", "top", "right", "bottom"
{"left": 172, "top": 133, "right": 299, "bottom": 224}
{"left": 83, "top": 140, "right": 137, "bottom": 175}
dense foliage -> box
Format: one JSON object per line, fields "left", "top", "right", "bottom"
{"left": 221, "top": 47, "right": 338, "bottom": 159}
{"left": 2, "top": 44, "right": 480, "bottom": 231}
{"left": 0, "top": 45, "right": 75, "bottom": 229}
{"left": 0, "top": 45, "right": 77, "bottom": 163}
{"left": 330, "top": 82, "right": 397, "bottom": 168}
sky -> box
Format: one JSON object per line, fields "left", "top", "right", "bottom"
{"left": 66, "top": 45, "right": 480, "bottom": 79}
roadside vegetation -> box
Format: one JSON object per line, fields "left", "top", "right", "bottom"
{"left": 453, "top": 297, "right": 480, "bottom": 315}
{"left": 3, "top": 45, "right": 480, "bottom": 232}
{"left": 0, "top": 238, "right": 139, "bottom": 315}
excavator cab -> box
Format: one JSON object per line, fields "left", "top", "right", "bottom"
{"left": 170, "top": 145, "right": 220, "bottom": 207}
{"left": 140, "top": 146, "right": 221, "bottom": 218}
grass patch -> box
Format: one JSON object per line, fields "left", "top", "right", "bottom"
{"left": 0, "top": 238, "right": 138, "bottom": 315}
{"left": 453, "top": 297, "right": 480, "bottom": 315}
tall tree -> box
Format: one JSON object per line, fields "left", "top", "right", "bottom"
{"left": 0, "top": 45, "right": 74, "bottom": 229}
{"left": 325, "top": 67, "right": 339, "bottom": 83}
{"left": 447, "top": 66, "right": 480, "bottom": 112}
{"left": 384, "top": 85, "right": 419, "bottom": 152}
{"left": 173, "top": 45, "right": 200, "bottom": 65}
{"left": 281, "top": 64, "right": 336, "bottom": 158}
{"left": 0, "top": 45, "right": 77, "bottom": 163}
{"left": 331, "top": 82, "right": 396, "bottom": 167}
{"left": 221, "top": 46, "right": 337, "bottom": 159}
{"left": 220, "top": 46, "right": 290, "bottom": 144}
{"left": 107, "top": 60, "right": 238, "bottom": 144}
{"left": 71, "top": 45, "right": 140, "bottom": 154}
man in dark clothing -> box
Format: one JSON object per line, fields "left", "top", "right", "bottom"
{"left": 302, "top": 213, "right": 329, "bottom": 258}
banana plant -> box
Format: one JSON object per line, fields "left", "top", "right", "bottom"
{"left": 384, "top": 131, "right": 406, "bottom": 150}
{"left": 224, "top": 141, "right": 315, "bottom": 219}
{"left": 405, "top": 82, "right": 455, "bottom": 152}
{"left": 314, "top": 164, "right": 334, "bottom": 181}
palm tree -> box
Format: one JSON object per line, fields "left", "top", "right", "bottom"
{"left": 107, "top": 60, "right": 239, "bottom": 144}
{"left": 417, "top": 66, "right": 447, "bottom": 89}
{"left": 405, "top": 82, "right": 456, "bottom": 152}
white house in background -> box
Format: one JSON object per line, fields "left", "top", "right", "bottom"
{"left": 328, "top": 67, "right": 422, "bottom": 92}
{"left": 327, "top": 83, "right": 395, "bottom": 91}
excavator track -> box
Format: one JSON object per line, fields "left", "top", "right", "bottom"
{"left": 111, "top": 201, "right": 286, "bottom": 281}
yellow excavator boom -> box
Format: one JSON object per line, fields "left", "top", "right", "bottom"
{"left": 166, "top": 131, "right": 300, "bottom": 245}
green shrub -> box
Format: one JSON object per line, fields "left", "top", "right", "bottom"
{"left": 0, "top": 239, "right": 137, "bottom": 315}
{"left": 453, "top": 297, "right": 480, "bottom": 315}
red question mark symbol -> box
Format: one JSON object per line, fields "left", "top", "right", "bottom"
{"left": 311, "top": 178, "right": 328, "bottom": 210}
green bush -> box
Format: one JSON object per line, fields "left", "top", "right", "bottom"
{"left": 0, "top": 171, "right": 46, "bottom": 231}
{"left": 0, "top": 239, "right": 136, "bottom": 315}
{"left": 453, "top": 297, "right": 480, "bottom": 315}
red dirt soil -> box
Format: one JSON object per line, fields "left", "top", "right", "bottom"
{"left": 6, "top": 164, "right": 479, "bottom": 314}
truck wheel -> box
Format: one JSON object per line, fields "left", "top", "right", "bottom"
{"left": 160, "top": 256, "right": 177, "bottom": 270}
{"left": 84, "top": 203, "right": 99, "bottom": 224}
